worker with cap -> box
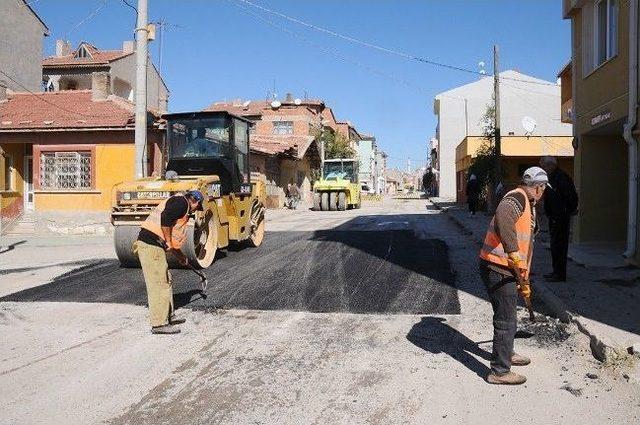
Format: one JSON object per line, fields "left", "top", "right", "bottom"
{"left": 134, "top": 190, "right": 204, "bottom": 334}
{"left": 479, "top": 167, "right": 548, "bottom": 385}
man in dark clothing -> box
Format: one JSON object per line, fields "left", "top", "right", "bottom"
{"left": 135, "top": 191, "right": 204, "bottom": 334}
{"left": 465, "top": 174, "right": 480, "bottom": 215}
{"left": 540, "top": 156, "right": 578, "bottom": 282}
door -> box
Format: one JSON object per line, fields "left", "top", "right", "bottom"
{"left": 24, "top": 155, "right": 34, "bottom": 211}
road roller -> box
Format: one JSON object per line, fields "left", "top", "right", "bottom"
{"left": 111, "top": 111, "right": 266, "bottom": 269}
{"left": 313, "top": 158, "right": 361, "bottom": 211}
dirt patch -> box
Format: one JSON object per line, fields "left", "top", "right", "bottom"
{"left": 519, "top": 316, "right": 572, "bottom": 347}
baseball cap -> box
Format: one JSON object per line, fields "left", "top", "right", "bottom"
{"left": 186, "top": 190, "right": 204, "bottom": 210}
{"left": 523, "top": 166, "right": 549, "bottom": 186}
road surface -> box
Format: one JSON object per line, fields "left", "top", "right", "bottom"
{"left": 0, "top": 199, "right": 638, "bottom": 424}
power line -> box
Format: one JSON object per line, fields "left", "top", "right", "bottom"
{"left": 233, "top": 0, "right": 558, "bottom": 87}
{"left": 120, "top": 0, "right": 137, "bottom": 13}
{"left": 63, "top": 0, "right": 109, "bottom": 41}
{"left": 228, "top": 0, "right": 431, "bottom": 94}
{"left": 0, "top": 68, "right": 123, "bottom": 119}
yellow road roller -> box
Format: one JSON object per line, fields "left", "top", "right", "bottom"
{"left": 111, "top": 111, "right": 266, "bottom": 269}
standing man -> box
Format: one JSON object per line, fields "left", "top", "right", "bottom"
{"left": 479, "top": 167, "right": 548, "bottom": 385}
{"left": 466, "top": 174, "right": 480, "bottom": 216}
{"left": 540, "top": 156, "right": 578, "bottom": 282}
{"left": 134, "top": 190, "right": 204, "bottom": 334}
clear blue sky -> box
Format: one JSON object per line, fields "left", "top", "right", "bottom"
{"left": 32, "top": 0, "right": 570, "bottom": 170}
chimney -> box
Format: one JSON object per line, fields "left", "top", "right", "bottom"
{"left": 55, "top": 39, "right": 71, "bottom": 57}
{"left": 122, "top": 40, "right": 135, "bottom": 54}
{"left": 0, "top": 80, "right": 7, "bottom": 101}
{"left": 91, "top": 72, "right": 111, "bottom": 101}
{"left": 285, "top": 92, "right": 293, "bottom": 102}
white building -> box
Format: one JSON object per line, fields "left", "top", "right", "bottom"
{"left": 432, "top": 70, "right": 572, "bottom": 199}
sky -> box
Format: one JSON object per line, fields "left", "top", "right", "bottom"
{"left": 31, "top": 0, "right": 570, "bottom": 170}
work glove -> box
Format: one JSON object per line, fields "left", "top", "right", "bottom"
{"left": 507, "top": 252, "right": 527, "bottom": 281}
{"left": 517, "top": 280, "right": 532, "bottom": 299}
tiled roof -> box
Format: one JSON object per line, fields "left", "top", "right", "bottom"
{"left": 0, "top": 90, "right": 137, "bottom": 130}
{"left": 250, "top": 134, "right": 315, "bottom": 158}
{"left": 205, "top": 99, "right": 325, "bottom": 117}
{"left": 43, "top": 42, "right": 133, "bottom": 68}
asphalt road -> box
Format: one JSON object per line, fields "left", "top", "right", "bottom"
{"left": 2, "top": 200, "right": 639, "bottom": 425}
{"left": 2, "top": 228, "right": 458, "bottom": 315}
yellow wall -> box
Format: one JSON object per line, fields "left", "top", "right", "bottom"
{"left": 456, "top": 136, "right": 574, "bottom": 173}
{"left": 0, "top": 143, "right": 26, "bottom": 223}
{"left": 572, "top": 2, "right": 629, "bottom": 136}
{"left": 574, "top": 135, "right": 628, "bottom": 242}
{"left": 35, "top": 144, "right": 135, "bottom": 211}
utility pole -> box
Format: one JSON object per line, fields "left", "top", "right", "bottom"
{"left": 493, "top": 44, "right": 502, "bottom": 189}
{"left": 134, "top": 0, "right": 149, "bottom": 178}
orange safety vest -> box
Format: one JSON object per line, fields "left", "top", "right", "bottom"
{"left": 479, "top": 188, "right": 534, "bottom": 278}
{"left": 140, "top": 196, "right": 190, "bottom": 249}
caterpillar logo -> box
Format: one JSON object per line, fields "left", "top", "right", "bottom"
{"left": 208, "top": 183, "right": 221, "bottom": 198}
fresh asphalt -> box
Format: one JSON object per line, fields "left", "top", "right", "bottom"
{"left": 2, "top": 226, "right": 458, "bottom": 315}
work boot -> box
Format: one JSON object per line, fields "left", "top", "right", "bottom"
{"left": 511, "top": 353, "right": 531, "bottom": 366}
{"left": 487, "top": 371, "right": 527, "bottom": 385}
{"left": 151, "top": 324, "right": 181, "bottom": 335}
{"left": 169, "top": 315, "right": 186, "bottom": 325}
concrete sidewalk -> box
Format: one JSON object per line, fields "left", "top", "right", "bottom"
{"left": 430, "top": 198, "right": 640, "bottom": 371}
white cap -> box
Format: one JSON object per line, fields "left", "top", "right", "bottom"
{"left": 523, "top": 166, "right": 549, "bottom": 186}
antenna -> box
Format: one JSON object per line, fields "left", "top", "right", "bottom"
{"left": 522, "top": 116, "right": 537, "bottom": 136}
{"left": 478, "top": 61, "right": 486, "bottom": 75}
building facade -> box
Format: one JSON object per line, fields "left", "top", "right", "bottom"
{"left": 455, "top": 135, "right": 574, "bottom": 203}
{"left": 562, "top": 0, "right": 640, "bottom": 262}
{"left": 43, "top": 40, "right": 169, "bottom": 112}
{"left": 0, "top": 86, "right": 162, "bottom": 230}
{"left": 357, "top": 134, "right": 377, "bottom": 193}
{"left": 433, "top": 70, "right": 573, "bottom": 199}
{"left": 0, "top": 0, "right": 49, "bottom": 92}
{"left": 206, "top": 97, "right": 325, "bottom": 206}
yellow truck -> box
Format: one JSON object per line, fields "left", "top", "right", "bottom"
{"left": 111, "top": 111, "right": 266, "bottom": 269}
{"left": 313, "top": 158, "right": 361, "bottom": 211}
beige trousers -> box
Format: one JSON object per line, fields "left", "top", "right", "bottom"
{"left": 134, "top": 240, "right": 174, "bottom": 327}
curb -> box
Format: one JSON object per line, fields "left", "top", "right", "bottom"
{"left": 430, "top": 199, "right": 621, "bottom": 363}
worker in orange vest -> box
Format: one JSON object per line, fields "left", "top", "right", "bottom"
{"left": 134, "top": 191, "right": 204, "bottom": 334}
{"left": 479, "top": 167, "right": 548, "bottom": 385}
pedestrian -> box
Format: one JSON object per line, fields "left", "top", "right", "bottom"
{"left": 540, "top": 156, "right": 578, "bottom": 282}
{"left": 466, "top": 174, "right": 480, "bottom": 215}
{"left": 479, "top": 166, "right": 548, "bottom": 385}
{"left": 134, "top": 190, "right": 204, "bottom": 334}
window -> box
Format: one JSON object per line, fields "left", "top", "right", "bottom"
{"left": 273, "top": 121, "right": 293, "bottom": 135}
{"left": 2, "top": 154, "right": 14, "bottom": 191}
{"left": 75, "top": 46, "right": 91, "bottom": 59}
{"left": 595, "top": 0, "right": 618, "bottom": 67}
{"left": 40, "top": 151, "right": 92, "bottom": 190}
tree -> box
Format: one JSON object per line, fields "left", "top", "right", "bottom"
{"left": 316, "top": 129, "right": 356, "bottom": 159}
{"left": 468, "top": 102, "right": 498, "bottom": 209}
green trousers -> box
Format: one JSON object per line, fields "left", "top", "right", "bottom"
{"left": 134, "top": 240, "right": 174, "bottom": 327}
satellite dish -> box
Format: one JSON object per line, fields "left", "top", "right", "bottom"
{"left": 522, "top": 116, "right": 537, "bottom": 135}
{"left": 242, "top": 100, "right": 251, "bottom": 107}
{"left": 270, "top": 100, "right": 281, "bottom": 108}
{"left": 294, "top": 98, "right": 302, "bottom": 105}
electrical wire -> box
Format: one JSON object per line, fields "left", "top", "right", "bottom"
{"left": 120, "top": 0, "right": 137, "bottom": 13}
{"left": 232, "top": 0, "right": 558, "bottom": 87}
{"left": 228, "top": 0, "right": 431, "bottom": 94}
{"left": 63, "top": 0, "right": 109, "bottom": 41}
